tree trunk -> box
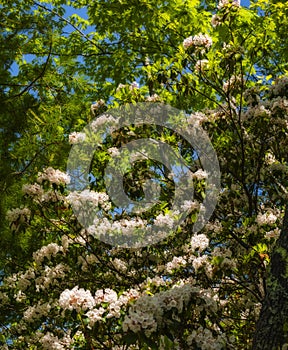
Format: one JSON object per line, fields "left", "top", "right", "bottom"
{"left": 252, "top": 206, "right": 288, "bottom": 349}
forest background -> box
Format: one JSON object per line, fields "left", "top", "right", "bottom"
{"left": 1, "top": 0, "right": 288, "bottom": 349}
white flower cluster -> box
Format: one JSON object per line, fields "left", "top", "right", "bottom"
{"left": 130, "top": 81, "right": 139, "bottom": 90}
{"left": 87, "top": 216, "right": 147, "bottom": 241}
{"left": 193, "top": 169, "right": 208, "bottom": 180}
{"left": 37, "top": 167, "right": 70, "bottom": 186}
{"left": 265, "top": 227, "right": 280, "bottom": 240}
{"left": 22, "top": 182, "right": 66, "bottom": 203}
{"left": 256, "top": 211, "right": 278, "bottom": 226}
{"left": 23, "top": 301, "right": 52, "bottom": 322}
{"left": 183, "top": 33, "right": 212, "bottom": 51}
{"left": 122, "top": 284, "right": 218, "bottom": 337}
{"left": 6, "top": 207, "right": 30, "bottom": 224}
{"left": 0, "top": 291, "right": 9, "bottom": 305}
{"left": 35, "top": 264, "right": 70, "bottom": 291}
{"left": 67, "top": 189, "right": 111, "bottom": 211}
{"left": 59, "top": 286, "right": 95, "bottom": 312}
{"left": 33, "top": 243, "right": 63, "bottom": 265}
{"left": 85, "top": 288, "right": 140, "bottom": 329}
{"left": 243, "top": 104, "right": 271, "bottom": 120}
{"left": 187, "top": 326, "right": 227, "bottom": 349}
{"left": 212, "top": 1, "right": 240, "bottom": 27}
{"left": 90, "top": 99, "right": 105, "bottom": 116}
{"left": 270, "top": 96, "right": 288, "bottom": 114}
{"left": 116, "top": 83, "right": 126, "bottom": 91}
{"left": 154, "top": 213, "right": 174, "bottom": 229}
{"left": 116, "top": 81, "right": 139, "bottom": 91}
{"left": 187, "top": 111, "right": 208, "bottom": 125}
{"left": 217, "top": 0, "right": 240, "bottom": 10}
{"left": 90, "top": 113, "right": 118, "bottom": 131}
{"left": 166, "top": 256, "right": 187, "bottom": 273}
{"left": 15, "top": 268, "right": 35, "bottom": 291}
{"left": 68, "top": 131, "right": 86, "bottom": 144}
{"left": 108, "top": 147, "right": 120, "bottom": 157}
{"left": 146, "top": 94, "right": 161, "bottom": 102}
{"left": 112, "top": 258, "right": 128, "bottom": 272}
{"left": 22, "top": 183, "right": 44, "bottom": 197}
{"left": 95, "top": 288, "right": 118, "bottom": 304}
{"left": 192, "top": 255, "right": 211, "bottom": 273}
{"left": 40, "top": 332, "right": 72, "bottom": 350}
{"left": 181, "top": 200, "right": 199, "bottom": 212}
{"left": 191, "top": 233, "right": 210, "bottom": 252}
{"left": 270, "top": 76, "right": 288, "bottom": 97}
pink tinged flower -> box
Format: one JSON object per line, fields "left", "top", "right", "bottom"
{"left": 59, "top": 286, "right": 95, "bottom": 312}
{"left": 191, "top": 233, "right": 209, "bottom": 252}
{"left": 68, "top": 132, "right": 86, "bottom": 144}
{"left": 6, "top": 207, "right": 31, "bottom": 224}
{"left": 217, "top": 0, "right": 240, "bottom": 10}
{"left": 37, "top": 167, "right": 70, "bottom": 185}
{"left": 86, "top": 307, "right": 106, "bottom": 328}
{"left": 146, "top": 93, "right": 161, "bottom": 102}
{"left": 22, "top": 183, "right": 44, "bottom": 197}
{"left": 193, "top": 169, "right": 208, "bottom": 180}
{"left": 108, "top": 147, "right": 120, "bottom": 157}
{"left": 256, "top": 212, "right": 278, "bottom": 226}
{"left": 183, "top": 34, "right": 212, "bottom": 50}
{"left": 183, "top": 36, "right": 194, "bottom": 49}
{"left": 103, "top": 288, "right": 118, "bottom": 303}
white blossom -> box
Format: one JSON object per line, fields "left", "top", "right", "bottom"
{"left": 166, "top": 256, "right": 187, "bottom": 273}
{"left": 187, "top": 111, "right": 208, "bottom": 125}
{"left": 86, "top": 307, "right": 106, "bottom": 328}
{"left": 33, "top": 243, "right": 63, "bottom": 265}
{"left": 181, "top": 200, "right": 199, "bottom": 212}
{"left": 68, "top": 131, "right": 86, "bottom": 144}
{"left": 59, "top": 286, "right": 96, "bottom": 312}
{"left": 22, "top": 183, "right": 44, "bottom": 197}
{"left": 265, "top": 228, "right": 281, "bottom": 240}
{"left": 191, "top": 234, "right": 209, "bottom": 252}
{"left": 193, "top": 169, "right": 208, "bottom": 180}
{"left": 6, "top": 207, "right": 31, "bottom": 224}
{"left": 40, "top": 332, "right": 72, "bottom": 350}
{"left": 116, "top": 83, "right": 127, "bottom": 91}
{"left": 217, "top": 0, "right": 240, "bottom": 10}
{"left": 37, "top": 167, "right": 70, "bottom": 185}
{"left": 256, "top": 212, "right": 278, "bottom": 226}
{"left": 154, "top": 213, "right": 174, "bottom": 229}
{"left": 108, "top": 147, "right": 120, "bottom": 157}
{"left": 146, "top": 94, "right": 161, "bottom": 102}
{"left": 67, "top": 189, "right": 111, "bottom": 211}
{"left": 90, "top": 114, "right": 118, "bottom": 131}
{"left": 183, "top": 33, "right": 212, "bottom": 51}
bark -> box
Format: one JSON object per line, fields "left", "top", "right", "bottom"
{"left": 252, "top": 206, "right": 288, "bottom": 349}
